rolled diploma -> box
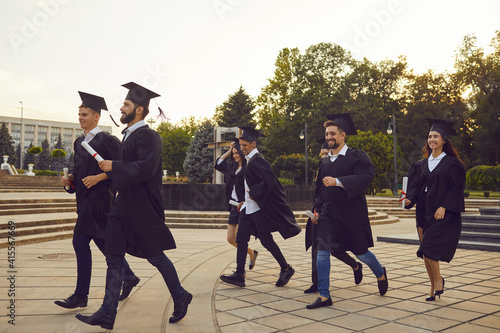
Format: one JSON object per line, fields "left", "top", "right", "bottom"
{"left": 305, "top": 210, "right": 316, "bottom": 220}
{"left": 63, "top": 167, "right": 69, "bottom": 190}
{"left": 81, "top": 141, "right": 103, "bottom": 162}
{"left": 229, "top": 200, "right": 239, "bottom": 206}
{"left": 401, "top": 176, "right": 408, "bottom": 208}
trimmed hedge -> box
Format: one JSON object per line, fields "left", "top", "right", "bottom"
{"left": 466, "top": 165, "right": 500, "bottom": 191}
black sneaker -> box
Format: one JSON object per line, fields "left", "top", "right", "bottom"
{"left": 377, "top": 267, "right": 388, "bottom": 296}
{"left": 354, "top": 262, "right": 363, "bottom": 285}
{"left": 303, "top": 283, "right": 318, "bottom": 293}
{"left": 276, "top": 265, "right": 295, "bottom": 287}
{"left": 220, "top": 271, "right": 245, "bottom": 287}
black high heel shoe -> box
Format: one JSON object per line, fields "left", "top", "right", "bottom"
{"left": 434, "top": 277, "right": 445, "bottom": 298}
{"left": 426, "top": 296, "right": 436, "bottom": 301}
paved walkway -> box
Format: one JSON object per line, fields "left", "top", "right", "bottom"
{"left": 1, "top": 216, "right": 500, "bottom": 332}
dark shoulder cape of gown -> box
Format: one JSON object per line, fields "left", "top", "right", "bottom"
{"left": 411, "top": 155, "right": 465, "bottom": 262}
{"left": 245, "top": 152, "right": 301, "bottom": 240}
{"left": 67, "top": 132, "right": 120, "bottom": 239}
{"left": 214, "top": 158, "right": 245, "bottom": 211}
{"left": 315, "top": 148, "right": 375, "bottom": 255}
{"left": 109, "top": 125, "right": 176, "bottom": 258}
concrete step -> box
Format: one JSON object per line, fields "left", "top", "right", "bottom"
{"left": 459, "top": 231, "right": 500, "bottom": 244}
{"left": 0, "top": 202, "right": 76, "bottom": 210}
{"left": 462, "top": 222, "right": 500, "bottom": 234}
{"left": 0, "top": 207, "right": 76, "bottom": 216}
{"left": 462, "top": 214, "right": 500, "bottom": 225}
{"left": 0, "top": 222, "right": 75, "bottom": 238}
{"left": 0, "top": 230, "right": 73, "bottom": 248}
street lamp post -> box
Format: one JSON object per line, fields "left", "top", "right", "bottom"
{"left": 386, "top": 115, "right": 398, "bottom": 197}
{"left": 299, "top": 124, "right": 308, "bottom": 185}
{"left": 19, "top": 101, "right": 23, "bottom": 169}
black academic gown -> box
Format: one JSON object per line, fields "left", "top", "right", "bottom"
{"left": 108, "top": 125, "right": 176, "bottom": 258}
{"left": 405, "top": 155, "right": 465, "bottom": 262}
{"left": 305, "top": 158, "right": 326, "bottom": 251}
{"left": 245, "top": 152, "right": 301, "bottom": 240}
{"left": 214, "top": 158, "right": 245, "bottom": 211}
{"left": 315, "top": 148, "right": 375, "bottom": 255}
{"left": 66, "top": 132, "right": 120, "bottom": 239}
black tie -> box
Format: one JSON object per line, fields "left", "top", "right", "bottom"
{"left": 122, "top": 128, "right": 128, "bottom": 140}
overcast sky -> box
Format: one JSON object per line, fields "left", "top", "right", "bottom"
{"left": 0, "top": 0, "right": 498, "bottom": 135}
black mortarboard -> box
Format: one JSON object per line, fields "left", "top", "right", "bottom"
{"left": 427, "top": 119, "right": 457, "bottom": 138}
{"left": 316, "top": 138, "right": 329, "bottom": 150}
{"left": 78, "top": 91, "right": 108, "bottom": 115}
{"left": 121, "top": 82, "right": 160, "bottom": 109}
{"left": 239, "top": 126, "right": 265, "bottom": 143}
{"left": 326, "top": 113, "right": 357, "bottom": 135}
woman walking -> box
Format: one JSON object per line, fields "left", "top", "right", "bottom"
{"left": 405, "top": 119, "right": 465, "bottom": 301}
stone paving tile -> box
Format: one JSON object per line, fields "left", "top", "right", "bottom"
{"left": 225, "top": 304, "right": 282, "bottom": 320}
{"left": 219, "top": 320, "right": 277, "bottom": 333}
{"left": 395, "top": 313, "right": 461, "bottom": 331}
{"left": 470, "top": 314, "right": 500, "bottom": 329}
{"left": 215, "top": 311, "right": 246, "bottom": 326}
{"left": 441, "top": 323, "right": 500, "bottom": 333}
{"left": 363, "top": 322, "right": 434, "bottom": 333}
{"left": 287, "top": 321, "right": 354, "bottom": 333}
{"left": 323, "top": 312, "right": 387, "bottom": 331}
{"left": 358, "top": 306, "right": 414, "bottom": 321}
{"left": 256, "top": 312, "right": 316, "bottom": 330}
{"left": 450, "top": 300, "right": 500, "bottom": 314}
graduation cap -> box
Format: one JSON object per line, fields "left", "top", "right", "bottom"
{"left": 239, "top": 126, "right": 265, "bottom": 143}
{"left": 326, "top": 113, "right": 357, "bottom": 135}
{"left": 427, "top": 118, "right": 457, "bottom": 138}
{"left": 316, "top": 138, "right": 329, "bottom": 150}
{"left": 78, "top": 91, "right": 107, "bottom": 114}
{"left": 122, "top": 82, "right": 160, "bottom": 109}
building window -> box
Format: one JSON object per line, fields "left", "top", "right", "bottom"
{"left": 11, "top": 124, "right": 21, "bottom": 147}
{"left": 38, "top": 126, "right": 48, "bottom": 146}
{"left": 51, "top": 128, "right": 61, "bottom": 146}
{"left": 63, "top": 128, "right": 73, "bottom": 152}
{"left": 25, "top": 125, "right": 34, "bottom": 149}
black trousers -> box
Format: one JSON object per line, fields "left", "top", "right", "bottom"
{"left": 235, "top": 209, "right": 288, "bottom": 275}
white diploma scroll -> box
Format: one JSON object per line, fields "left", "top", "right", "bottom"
{"left": 400, "top": 176, "right": 408, "bottom": 208}
{"left": 229, "top": 200, "right": 239, "bottom": 207}
{"left": 81, "top": 141, "right": 104, "bottom": 162}
{"left": 63, "top": 167, "right": 69, "bottom": 190}
{"left": 305, "top": 210, "right": 316, "bottom": 220}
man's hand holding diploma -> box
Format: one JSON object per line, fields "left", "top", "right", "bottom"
{"left": 99, "top": 160, "right": 112, "bottom": 172}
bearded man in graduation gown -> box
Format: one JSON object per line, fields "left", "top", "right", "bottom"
{"left": 306, "top": 114, "right": 388, "bottom": 310}
{"left": 220, "top": 127, "right": 301, "bottom": 288}
{"left": 56, "top": 92, "right": 139, "bottom": 309}
{"left": 76, "top": 83, "right": 192, "bottom": 330}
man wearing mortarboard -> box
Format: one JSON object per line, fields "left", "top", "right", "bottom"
{"left": 76, "top": 83, "right": 192, "bottom": 330}
{"left": 55, "top": 92, "right": 139, "bottom": 310}
{"left": 220, "top": 126, "right": 301, "bottom": 288}
{"left": 306, "top": 113, "right": 388, "bottom": 309}
{"left": 303, "top": 137, "right": 363, "bottom": 295}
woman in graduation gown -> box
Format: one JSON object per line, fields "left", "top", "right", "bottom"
{"left": 405, "top": 119, "right": 465, "bottom": 301}
{"left": 214, "top": 140, "right": 258, "bottom": 270}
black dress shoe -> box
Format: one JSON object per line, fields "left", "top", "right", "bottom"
{"left": 354, "top": 262, "right": 363, "bottom": 285}
{"left": 304, "top": 283, "right": 318, "bottom": 294}
{"left": 119, "top": 275, "right": 140, "bottom": 300}
{"left": 377, "top": 267, "right": 388, "bottom": 296}
{"left": 169, "top": 291, "right": 193, "bottom": 323}
{"left": 249, "top": 250, "right": 259, "bottom": 270}
{"left": 306, "top": 297, "right": 333, "bottom": 309}
{"left": 54, "top": 294, "right": 88, "bottom": 309}
{"left": 75, "top": 309, "right": 114, "bottom": 330}
{"left": 220, "top": 271, "right": 246, "bottom": 287}
{"left": 276, "top": 265, "right": 295, "bottom": 287}
{"left": 426, "top": 296, "right": 436, "bottom": 301}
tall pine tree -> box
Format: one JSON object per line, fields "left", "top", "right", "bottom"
{"left": 183, "top": 120, "right": 214, "bottom": 183}
{"left": 38, "top": 139, "right": 51, "bottom": 170}
{"left": 213, "top": 85, "right": 256, "bottom": 128}
{"left": 0, "top": 122, "right": 17, "bottom": 166}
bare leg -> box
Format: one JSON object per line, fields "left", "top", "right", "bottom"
{"left": 418, "top": 227, "right": 434, "bottom": 296}
{"left": 428, "top": 258, "right": 442, "bottom": 291}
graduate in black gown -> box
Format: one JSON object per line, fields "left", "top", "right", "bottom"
{"left": 304, "top": 138, "right": 362, "bottom": 294}
{"left": 55, "top": 92, "right": 138, "bottom": 309}
{"left": 404, "top": 119, "right": 465, "bottom": 301}
{"left": 307, "top": 114, "right": 388, "bottom": 310}
{"left": 220, "top": 127, "right": 301, "bottom": 288}
{"left": 214, "top": 139, "right": 258, "bottom": 269}
{"left": 76, "top": 83, "right": 192, "bottom": 330}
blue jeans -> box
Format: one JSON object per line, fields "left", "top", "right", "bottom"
{"left": 317, "top": 250, "right": 384, "bottom": 298}
{"left": 355, "top": 251, "right": 384, "bottom": 278}
{"left": 101, "top": 253, "right": 185, "bottom": 318}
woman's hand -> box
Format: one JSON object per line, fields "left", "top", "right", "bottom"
{"left": 82, "top": 175, "right": 102, "bottom": 189}
{"left": 404, "top": 199, "right": 411, "bottom": 206}
{"left": 434, "top": 206, "right": 446, "bottom": 220}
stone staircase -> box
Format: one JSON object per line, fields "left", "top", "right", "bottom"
{"left": 0, "top": 197, "right": 400, "bottom": 248}
{"left": 0, "top": 174, "right": 63, "bottom": 192}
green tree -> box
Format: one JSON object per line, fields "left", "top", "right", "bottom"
{"left": 455, "top": 32, "right": 500, "bottom": 165}
{"left": 213, "top": 85, "right": 256, "bottom": 128}
{"left": 51, "top": 135, "right": 66, "bottom": 174}
{"left": 23, "top": 142, "right": 35, "bottom": 169}
{"left": 183, "top": 120, "right": 214, "bottom": 183}
{"left": 271, "top": 153, "right": 318, "bottom": 185}
{"left": 38, "top": 139, "right": 51, "bottom": 170}
{"left": 157, "top": 121, "right": 192, "bottom": 176}
{"left": 346, "top": 130, "right": 401, "bottom": 195}
{"left": 0, "top": 122, "right": 17, "bottom": 166}
{"left": 28, "top": 146, "right": 42, "bottom": 170}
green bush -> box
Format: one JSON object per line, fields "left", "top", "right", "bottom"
{"left": 484, "top": 191, "right": 490, "bottom": 198}
{"left": 463, "top": 191, "right": 470, "bottom": 198}
{"left": 35, "top": 170, "right": 58, "bottom": 176}
{"left": 466, "top": 165, "right": 500, "bottom": 191}
{"left": 278, "top": 178, "right": 294, "bottom": 186}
